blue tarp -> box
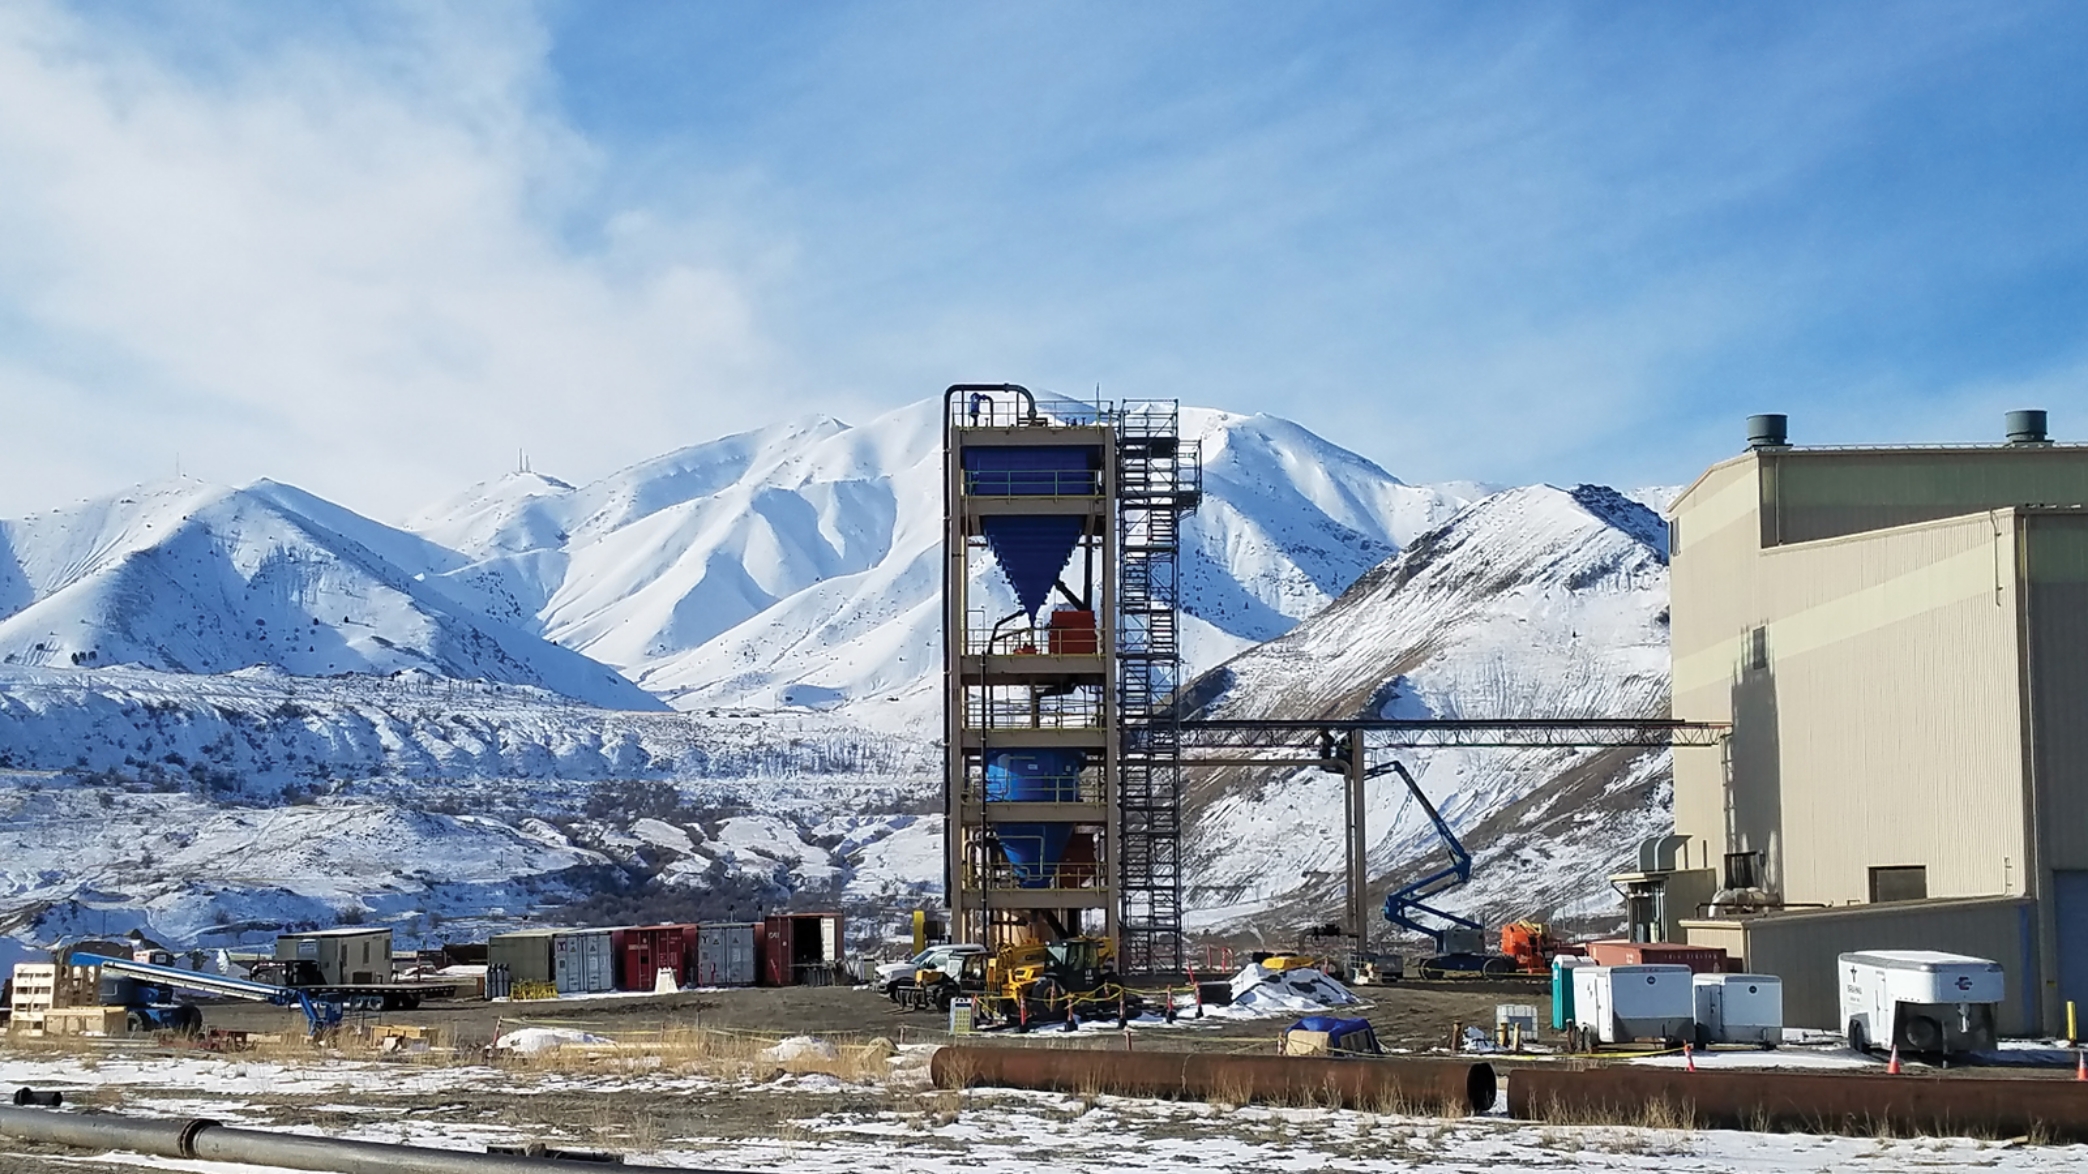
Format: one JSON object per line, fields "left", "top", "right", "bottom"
{"left": 1287, "top": 1016, "right": 1382, "bottom": 1054}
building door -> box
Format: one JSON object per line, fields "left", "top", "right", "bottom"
{"left": 2055, "top": 871, "right": 2088, "bottom": 1013}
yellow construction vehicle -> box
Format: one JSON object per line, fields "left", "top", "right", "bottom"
{"left": 979, "top": 936, "right": 1135, "bottom": 1028}
{"left": 894, "top": 935, "right": 1146, "bottom": 1027}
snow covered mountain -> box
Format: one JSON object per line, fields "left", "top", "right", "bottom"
{"left": 0, "top": 479, "right": 658, "bottom": 710}
{"left": 409, "top": 399, "right": 1479, "bottom": 717}
{"left": 1179, "top": 483, "right": 1672, "bottom": 935}
{"left": 0, "top": 400, "right": 1678, "bottom": 952}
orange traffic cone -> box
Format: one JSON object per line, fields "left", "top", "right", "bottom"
{"left": 1683, "top": 1042, "right": 1697, "bottom": 1072}
{"left": 2075, "top": 1048, "right": 2085, "bottom": 1082}
{"left": 1886, "top": 1044, "right": 1902, "bottom": 1075}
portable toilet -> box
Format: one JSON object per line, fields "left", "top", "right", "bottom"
{"left": 1551, "top": 955, "right": 1588, "bottom": 1031}
{"left": 1692, "top": 973, "right": 1782, "bottom": 1047}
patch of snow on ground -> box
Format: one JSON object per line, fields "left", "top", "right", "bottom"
{"left": 494, "top": 1027, "right": 614, "bottom": 1054}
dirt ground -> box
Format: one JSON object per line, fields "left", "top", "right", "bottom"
{"left": 194, "top": 976, "right": 1552, "bottom": 1053}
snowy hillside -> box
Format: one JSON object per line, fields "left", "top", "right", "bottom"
{"left": 0, "top": 402, "right": 1681, "bottom": 953}
{"left": 1179, "top": 484, "right": 1672, "bottom": 935}
{"left": 0, "top": 480, "right": 657, "bottom": 710}
{"left": 0, "top": 665, "right": 940, "bottom": 949}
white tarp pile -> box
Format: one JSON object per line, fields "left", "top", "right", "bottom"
{"left": 493, "top": 1027, "right": 615, "bottom": 1054}
{"left": 1222, "top": 962, "right": 1362, "bottom": 1016}
{"left": 761, "top": 1035, "right": 841, "bottom": 1063}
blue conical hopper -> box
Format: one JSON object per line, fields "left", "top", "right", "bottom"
{"left": 980, "top": 516, "right": 1084, "bottom": 617}
{"left": 986, "top": 750, "right": 1083, "bottom": 888}
{"left": 996, "top": 824, "right": 1075, "bottom": 888}
{"left": 963, "top": 445, "right": 1099, "bottom": 617}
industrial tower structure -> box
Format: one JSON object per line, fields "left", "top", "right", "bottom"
{"left": 942, "top": 384, "right": 1200, "bottom": 975}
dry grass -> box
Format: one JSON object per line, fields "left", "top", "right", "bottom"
{"left": 482, "top": 1023, "right": 896, "bottom": 1085}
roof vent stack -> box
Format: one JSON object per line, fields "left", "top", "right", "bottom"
{"left": 2006, "top": 410, "right": 2050, "bottom": 446}
{"left": 1746, "top": 414, "right": 1789, "bottom": 450}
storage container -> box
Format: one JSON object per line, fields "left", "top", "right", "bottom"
{"left": 552, "top": 929, "right": 615, "bottom": 995}
{"left": 1585, "top": 939, "right": 1730, "bottom": 974}
{"left": 1692, "top": 973, "right": 1782, "bottom": 1047}
{"left": 695, "top": 923, "right": 759, "bottom": 987}
{"left": 487, "top": 930, "right": 557, "bottom": 988}
{"left": 611, "top": 925, "right": 697, "bottom": 991}
{"left": 761, "top": 913, "right": 844, "bottom": 986}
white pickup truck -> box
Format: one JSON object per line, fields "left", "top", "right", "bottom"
{"left": 1839, "top": 950, "right": 2003, "bottom": 1056}
{"left": 875, "top": 944, "right": 986, "bottom": 996}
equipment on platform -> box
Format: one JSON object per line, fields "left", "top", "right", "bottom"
{"left": 244, "top": 958, "right": 456, "bottom": 1010}
{"left": 1569, "top": 964, "right": 1694, "bottom": 1046}
{"left": 72, "top": 952, "right": 355, "bottom": 1038}
{"left": 1692, "top": 973, "right": 1782, "bottom": 1048}
{"left": 1839, "top": 950, "right": 2001, "bottom": 1056}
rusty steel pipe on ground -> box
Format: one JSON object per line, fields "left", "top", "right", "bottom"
{"left": 0, "top": 1105, "right": 754, "bottom": 1174}
{"left": 1509, "top": 1065, "right": 2088, "bottom": 1142}
{"left": 930, "top": 1045, "right": 1497, "bottom": 1114}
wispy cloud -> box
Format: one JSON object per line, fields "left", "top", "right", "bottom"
{"left": 2, "top": 1, "right": 2086, "bottom": 518}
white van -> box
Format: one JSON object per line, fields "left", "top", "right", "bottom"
{"left": 1838, "top": 950, "right": 2002, "bottom": 1055}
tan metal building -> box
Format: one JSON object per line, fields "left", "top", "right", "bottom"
{"left": 1656, "top": 411, "right": 2088, "bottom": 1034}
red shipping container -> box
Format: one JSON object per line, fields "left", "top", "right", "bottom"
{"left": 1584, "top": 938, "right": 1729, "bottom": 974}
{"left": 760, "top": 913, "right": 845, "bottom": 987}
{"left": 611, "top": 924, "right": 697, "bottom": 991}
{"left": 1046, "top": 609, "right": 1098, "bottom": 655}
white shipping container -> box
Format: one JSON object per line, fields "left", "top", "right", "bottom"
{"left": 1572, "top": 964, "right": 1694, "bottom": 1045}
{"left": 696, "top": 923, "right": 758, "bottom": 987}
{"left": 552, "top": 930, "right": 615, "bottom": 995}
{"left": 1838, "top": 950, "right": 2002, "bottom": 1055}
{"left": 1692, "top": 973, "right": 1782, "bottom": 1047}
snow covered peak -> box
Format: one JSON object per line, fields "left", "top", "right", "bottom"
{"left": 0, "top": 477, "right": 658, "bottom": 709}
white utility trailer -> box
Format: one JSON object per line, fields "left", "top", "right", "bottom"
{"left": 1838, "top": 950, "right": 2002, "bottom": 1056}
{"left": 1571, "top": 964, "right": 1694, "bottom": 1045}
{"left": 1692, "top": 972, "right": 1782, "bottom": 1047}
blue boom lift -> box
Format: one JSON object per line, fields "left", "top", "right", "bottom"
{"left": 71, "top": 952, "right": 353, "bottom": 1037}
{"left": 1374, "top": 761, "right": 1514, "bottom": 979}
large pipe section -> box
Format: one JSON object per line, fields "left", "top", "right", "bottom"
{"left": 931, "top": 1045, "right": 1497, "bottom": 1114}
{"left": 1509, "top": 1065, "right": 2088, "bottom": 1142}
{"left": 0, "top": 1105, "right": 753, "bottom": 1174}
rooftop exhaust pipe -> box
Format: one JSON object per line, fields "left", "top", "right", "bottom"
{"left": 1746, "top": 414, "right": 1789, "bottom": 450}
{"left": 2006, "top": 409, "right": 2050, "bottom": 446}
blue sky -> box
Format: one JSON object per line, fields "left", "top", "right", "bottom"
{"left": 2, "top": 1, "right": 2086, "bottom": 518}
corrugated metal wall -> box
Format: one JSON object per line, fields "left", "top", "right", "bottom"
{"left": 1740, "top": 898, "right": 2035, "bottom": 1033}
{"left": 1668, "top": 458, "right": 1761, "bottom": 876}
{"left": 1672, "top": 466, "right": 2032, "bottom": 903}
{"left": 1765, "top": 448, "right": 2088, "bottom": 546}
{"left": 1760, "top": 513, "right": 2027, "bottom": 905}
{"left": 2025, "top": 515, "right": 2088, "bottom": 873}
